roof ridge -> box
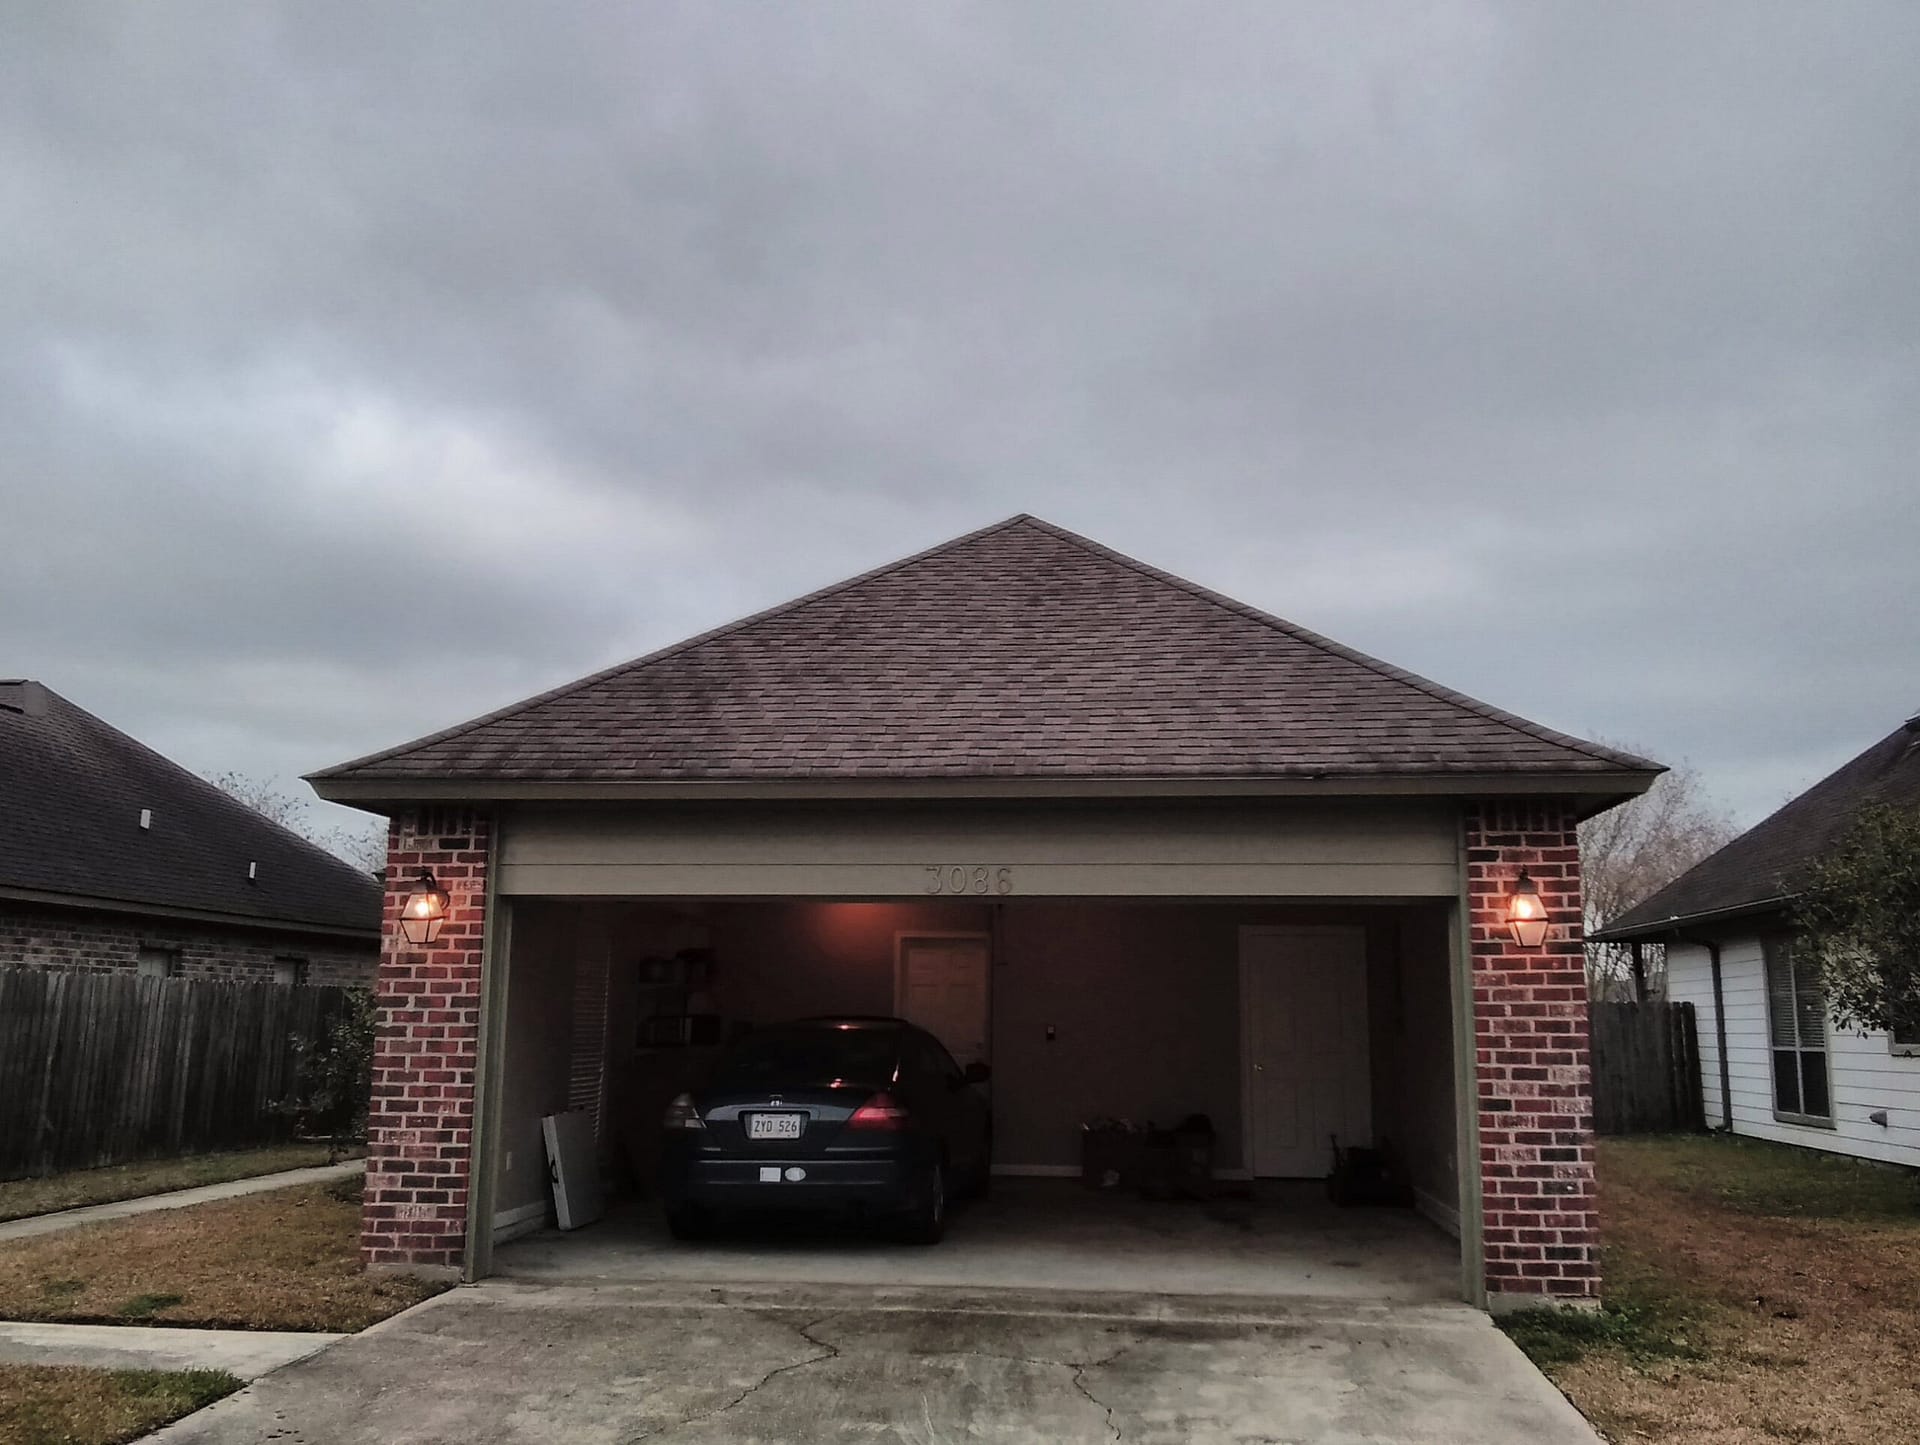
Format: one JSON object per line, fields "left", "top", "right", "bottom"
{"left": 308, "top": 515, "right": 1039, "bottom": 781}
{"left": 1019, "top": 517, "right": 1657, "bottom": 774}
{"left": 39, "top": 687, "right": 381, "bottom": 893}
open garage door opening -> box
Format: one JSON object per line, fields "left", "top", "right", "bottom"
{"left": 481, "top": 897, "right": 1466, "bottom": 1304}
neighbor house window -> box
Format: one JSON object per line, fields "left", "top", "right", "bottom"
{"left": 1892, "top": 1011, "right": 1920, "bottom": 1059}
{"left": 1765, "top": 936, "right": 1830, "bottom": 1122}
{"left": 136, "top": 946, "right": 180, "bottom": 979}
{"left": 274, "top": 956, "right": 308, "bottom": 988}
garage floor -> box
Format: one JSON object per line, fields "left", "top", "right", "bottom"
{"left": 493, "top": 1180, "right": 1462, "bottom": 1304}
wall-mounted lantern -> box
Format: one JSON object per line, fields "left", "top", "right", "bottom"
{"left": 400, "top": 870, "right": 451, "bottom": 945}
{"left": 1507, "top": 869, "right": 1550, "bottom": 948}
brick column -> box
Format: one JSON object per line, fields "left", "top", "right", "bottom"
{"left": 1466, "top": 799, "right": 1598, "bottom": 1308}
{"left": 361, "top": 807, "right": 490, "bottom": 1275}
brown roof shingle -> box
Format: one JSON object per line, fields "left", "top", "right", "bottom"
{"left": 1594, "top": 717, "right": 1920, "bottom": 940}
{"left": 312, "top": 516, "right": 1656, "bottom": 788}
{"left": 0, "top": 681, "right": 381, "bottom": 935}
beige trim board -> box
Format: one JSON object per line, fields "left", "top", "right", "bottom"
{"left": 499, "top": 861, "right": 1462, "bottom": 898}
{"left": 463, "top": 838, "right": 512, "bottom": 1284}
{"left": 313, "top": 770, "right": 1658, "bottom": 808}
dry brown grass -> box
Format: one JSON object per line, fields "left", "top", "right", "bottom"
{"left": 1542, "top": 1136, "right": 1920, "bottom": 1444}
{"left": 0, "top": 1364, "right": 239, "bottom": 1445}
{"left": 0, "top": 1179, "right": 441, "bottom": 1333}
{"left": 0, "top": 1145, "right": 351, "bottom": 1223}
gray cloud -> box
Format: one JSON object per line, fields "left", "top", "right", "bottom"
{"left": 3, "top": 2, "right": 1915, "bottom": 835}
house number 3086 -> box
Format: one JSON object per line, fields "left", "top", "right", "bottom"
{"left": 924, "top": 865, "right": 1014, "bottom": 895}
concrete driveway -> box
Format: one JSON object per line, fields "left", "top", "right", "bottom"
{"left": 148, "top": 1280, "right": 1599, "bottom": 1445}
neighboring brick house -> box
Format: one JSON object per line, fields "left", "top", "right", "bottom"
{"left": 0, "top": 680, "right": 380, "bottom": 984}
{"left": 309, "top": 516, "right": 1659, "bottom": 1308}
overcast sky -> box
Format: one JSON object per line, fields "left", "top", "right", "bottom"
{"left": 4, "top": 3, "right": 1915, "bottom": 845}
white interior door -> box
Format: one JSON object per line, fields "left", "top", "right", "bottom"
{"left": 1241, "top": 926, "right": 1372, "bottom": 1178}
{"left": 896, "top": 934, "right": 990, "bottom": 1068}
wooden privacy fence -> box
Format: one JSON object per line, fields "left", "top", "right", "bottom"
{"left": 1590, "top": 1000, "right": 1706, "bottom": 1135}
{"left": 0, "top": 967, "right": 356, "bottom": 1181}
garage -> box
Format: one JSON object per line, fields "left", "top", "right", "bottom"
{"left": 485, "top": 899, "right": 1465, "bottom": 1300}
{"left": 309, "top": 516, "right": 1655, "bottom": 1310}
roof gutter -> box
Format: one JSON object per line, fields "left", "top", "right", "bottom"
{"left": 0, "top": 885, "right": 379, "bottom": 943}
{"left": 1590, "top": 892, "right": 1795, "bottom": 945}
{"left": 1676, "top": 932, "right": 1734, "bottom": 1134}
{"left": 308, "top": 768, "right": 1662, "bottom": 813}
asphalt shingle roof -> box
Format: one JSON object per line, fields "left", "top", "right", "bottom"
{"left": 1596, "top": 718, "right": 1920, "bottom": 940}
{"left": 313, "top": 516, "right": 1655, "bottom": 787}
{"left": 0, "top": 682, "right": 381, "bottom": 935}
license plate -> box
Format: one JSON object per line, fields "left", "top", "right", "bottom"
{"left": 747, "top": 1112, "right": 804, "bottom": 1140}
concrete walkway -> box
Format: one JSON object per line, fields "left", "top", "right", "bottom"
{"left": 0, "top": 1321, "right": 344, "bottom": 1380}
{"left": 144, "top": 1280, "right": 1603, "bottom": 1443}
{"left": 0, "top": 1160, "right": 364, "bottom": 1244}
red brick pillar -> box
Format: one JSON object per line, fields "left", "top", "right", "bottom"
{"left": 361, "top": 807, "right": 490, "bottom": 1275}
{"left": 1466, "top": 800, "right": 1598, "bottom": 1308}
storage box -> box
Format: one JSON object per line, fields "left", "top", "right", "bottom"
{"left": 1138, "top": 1126, "right": 1215, "bottom": 1200}
{"left": 1080, "top": 1125, "right": 1141, "bottom": 1190}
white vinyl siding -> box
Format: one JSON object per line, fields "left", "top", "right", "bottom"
{"left": 1668, "top": 935, "right": 1920, "bottom": 1167}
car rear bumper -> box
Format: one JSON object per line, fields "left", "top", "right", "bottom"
{"left": 660, "top": 1151, "right": 923, "bottom": 1213}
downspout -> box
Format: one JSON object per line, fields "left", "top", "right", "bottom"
{"left": 1678, "top": 932, "right": 1732, "bottom": 1132}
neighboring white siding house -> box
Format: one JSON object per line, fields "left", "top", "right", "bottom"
{"left": 1667, "top": 936, "right": 1920, "bottom": 1167}
{"left": 1597, "top": 714, "right": 1920, "bottom": 1170}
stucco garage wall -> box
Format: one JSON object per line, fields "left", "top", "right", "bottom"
{"left": 994, "top": 902, "right": 1246, "bottom": 1170}
{"left": 1387, "top": 906, "right": 1459, "bottom": 1228}
{"left": 495, "top": 903, "right": 579, "bottom": 1222}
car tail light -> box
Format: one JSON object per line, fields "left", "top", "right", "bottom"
{"left": 662, "top": 1093, "right": 705, "bottom": 1130}
{"left": 847, "top": 1092, "right": 909, "bottom": 1131}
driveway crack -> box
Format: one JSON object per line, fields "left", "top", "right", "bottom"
{"left": 627, "top": 1313, "right": 842, "bottom": 1442}
{"left": 1069, "top": 1341, "right": 1131, "bottom": 1443}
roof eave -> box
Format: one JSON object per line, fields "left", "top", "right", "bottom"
{"left": 0, "top": 884, "right": 381, "bottom": 943}
{"left": 311, "top": 767, "right": 1662, "bottom": 811}
{"left": 1590, "top": 893, "right": 1796, "bottom": 944}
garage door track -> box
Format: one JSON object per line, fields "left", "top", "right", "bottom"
{"left": 148, "top": 1280, "right": 1599, "bottom": 1444}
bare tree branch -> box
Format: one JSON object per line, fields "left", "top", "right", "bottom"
{"left": 1580, "top": 745, "right": 1739, "bottom": 1000}
{"left": 208, "top": 770, "right": 386, "bottom": 877}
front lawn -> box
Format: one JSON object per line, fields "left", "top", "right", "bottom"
{"left": 1504, "top": 1134, "right": 1920, "bottom": 1443}
{"left": 0, "top": 1145, "right": 354, "bottom": 1224}
{"left": 0, "top": 1178, "right": 442, "bottom": 1333}
{"left": 0, "top": 1364, "right": 239, "bottom": 1445}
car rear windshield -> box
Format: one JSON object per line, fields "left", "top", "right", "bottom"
{"left": 712, "top": 1027, "right": 902, "bottom": 1089}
